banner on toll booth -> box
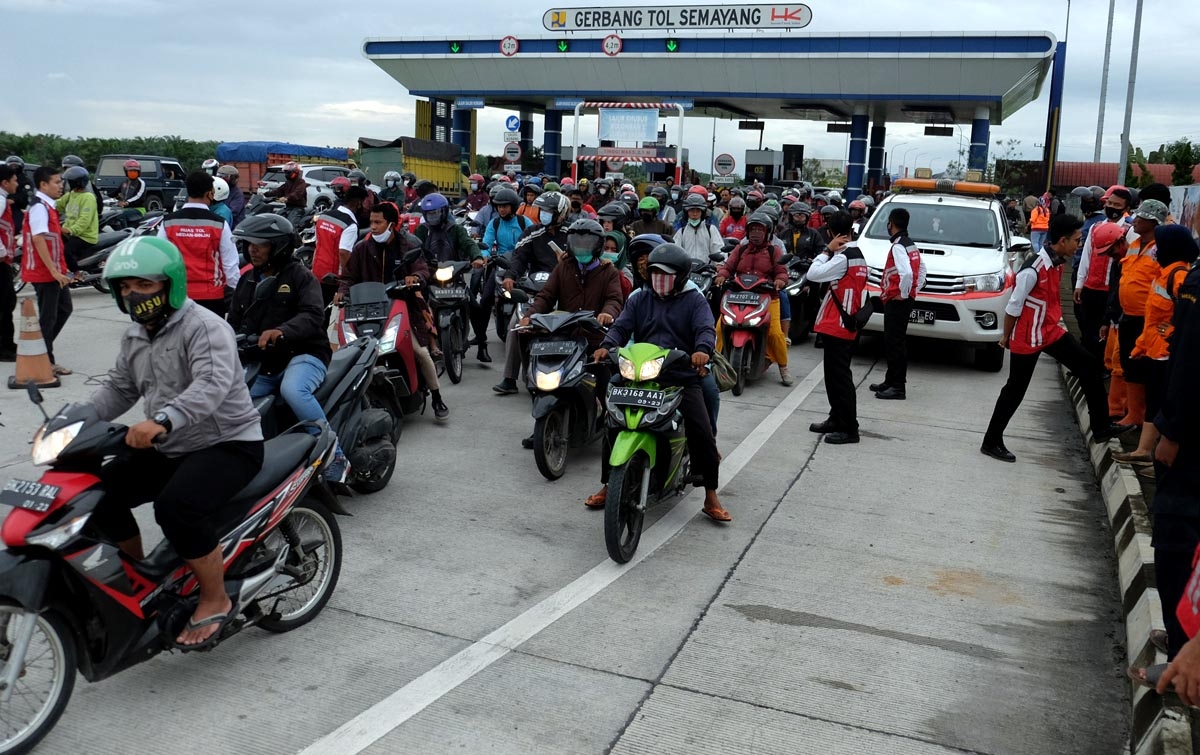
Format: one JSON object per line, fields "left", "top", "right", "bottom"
{"left": 598, "top": 109, "right": 658, "bottom": 143}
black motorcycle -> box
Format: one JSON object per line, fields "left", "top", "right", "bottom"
{"left": 783, "top": 255, "right": 819, "bottom": 343}
{"left": 493, "top": 254, "right": 551, "bottom": 344}
{"left": 426, "top": 259, "right": 473, "bottom": 384}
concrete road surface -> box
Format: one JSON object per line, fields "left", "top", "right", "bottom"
{"left": 0, "top": 290, "right": 1127, "bottom": 754}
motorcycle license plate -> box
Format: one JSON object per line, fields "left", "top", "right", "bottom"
{"left": 909, "top": 308, "right": 936, "bottom": 324}
{"left": 434, "top": 286, "right": 467, "bottom": 299}
{"left": 726, "top": 291, "right": 763, "bottom": 306}
{"left": 0, "top": 479, "right": 61, "bottom": 513}
{"left": 609, "top": 387, "right": 666, "bottom": 408}
{"left": 530, "top": 340, "right": 576, "bottom": 356}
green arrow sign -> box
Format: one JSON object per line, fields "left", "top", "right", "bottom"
{"left": 449, "top": 41, "right": 462, "bottom": 54}
{"left": 665, "top": 38, "right": 679, "bottom": 52}
{"left": 557, "top": 39, "right": 569, "bottom": 53}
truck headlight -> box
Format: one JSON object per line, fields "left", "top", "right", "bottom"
{"left": 964, "top": 273, "right": 1004, "bottom": 293}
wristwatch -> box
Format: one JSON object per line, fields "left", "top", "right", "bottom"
{"left": 152, "top": 411, "right": 173, "bottom": 433}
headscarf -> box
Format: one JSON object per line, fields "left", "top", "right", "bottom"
{"left": 604, "top": 230, "right": 628, "bottom": 270}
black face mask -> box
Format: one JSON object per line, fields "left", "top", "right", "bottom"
{"left": 640, "top": 212, "right": 655, "bottom": 223}
{"left": 571, "top": 200, "right": 582, "bottom": 210}
{"left": 730, "top": 209, "right": 744, "bottom": 220}
{"left": 124, "top": 289, "right": 170, "bottom": 327}
{"left": 1104, "top": 206, "right": 1124, "bottom": 221}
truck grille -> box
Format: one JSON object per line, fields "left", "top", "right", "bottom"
{"left": 868, "top": 267, "right": 968, "bottom": 295}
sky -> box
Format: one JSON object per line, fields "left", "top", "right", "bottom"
{"left": 6, "top": 0, "right": 1197, "bottom": 177}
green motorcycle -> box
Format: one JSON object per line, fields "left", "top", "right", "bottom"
{"left": 603, "top": 342, "right": 695, "bottom": 563}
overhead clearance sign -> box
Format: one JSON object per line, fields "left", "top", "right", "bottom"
{"left": 543, "top": 4, "right": 812, "bottom": 31}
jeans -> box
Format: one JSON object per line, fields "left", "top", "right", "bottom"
{"left": 779, "top": 292, "right": 792, "bottom": 321}
{"left": 250, "top": 354, "right": 329, "bottom": 428}
{"left": 32, "top": 282, "right": 72, "bottom": 366}
{"left": 1030, "top": 231, "right": 1047, "bottom": 250}
{"left": 700, "top": 371, "right": 720, "bottom": 435}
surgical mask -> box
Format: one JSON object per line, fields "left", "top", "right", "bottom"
{"left": 670, "top": 191, "right": 680, "bottom": 201}
{"left": 598, "top": 187, "right": 608, "bottom": 195}
{"left": 372, "top": 229, "right": 392, "bottom": 244}
{"left": 385, "top": 179, "right": 398, "bottom": 188}
{"left": 688, "top": 217, "right": 703, "bottom": 227}
{"left": 650, "top": 271, "right": 675, "bottom": 298}
{"left": 601, "top": 251, "right": 620, "bottom": 264}
{"left": 124, "top": 289, "right": 169, "bottom": 326}
{"left": 572, "top": 248, "right": 595, "bottom": 264}
{"left": 1104, "top": 206, "right": 1124, "bottom": 221}
{"left": 539, "top": 210, "right": 555, "bottom": 225}
{"left": 424, "top": 209, "right": 444, "bottom": 226}
{"left": 470, "top": 182, "right": 479, "bottom": 192}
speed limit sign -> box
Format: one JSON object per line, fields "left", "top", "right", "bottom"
{"left": 602, "top": 34, "right": 623, "bottom": 57}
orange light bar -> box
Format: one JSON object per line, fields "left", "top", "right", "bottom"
{"left": 892, "top": 178, "right": 1001, "bottom": 196}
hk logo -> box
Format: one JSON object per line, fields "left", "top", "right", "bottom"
{"left": 550, "top": 11, "right": 566, "bottom": 28}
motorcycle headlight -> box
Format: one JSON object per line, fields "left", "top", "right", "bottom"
{"left": 964, "top": 273, "right": 1004, "bottom": 293}
{"left": 435, "top": 266, "right": 454, "bottom": 283}
{"left": 31, "top": 421, "right": 83, "bottom": 466}
{"left": 747, "top": 316, "right": 762, "bottom": 327}
{"left": 380, "top": 314, "right": 402, "bottom": 354}
{"left": 536, "top": 370, "right": 562, "bottom": 391}
{"left": 26, "top": 513, "right": 91, "bottom": 549}
{"left": 619, "top": 356, "right": 635, "bottom": 380}
{"left": 723, "top": 314, "right": 735, "bottom": 326}
{"left": 639, "top": 357, "right": 664, "bottom": 381}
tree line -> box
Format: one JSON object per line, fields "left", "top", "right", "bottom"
{"left": 0, "top": 132, "right": 219, "bottom": 172}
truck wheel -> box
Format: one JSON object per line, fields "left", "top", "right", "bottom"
{"left": 144, "top": 194, "right": 163, "bottom": 212}
{"left": 975, "top": 344, "right": 1005, "bottom": 373}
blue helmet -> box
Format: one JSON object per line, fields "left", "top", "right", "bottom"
{"left": 418, "top": 192, "right": 449, "bottom": 212}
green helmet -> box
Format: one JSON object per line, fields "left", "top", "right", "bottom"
{"left": 103, "top": 236, "right": 189, "bottom": 312}
{"left": 638, "top": 196, "right": 660, "bottom": 212}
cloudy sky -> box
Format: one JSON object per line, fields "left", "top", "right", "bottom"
{"left": 6, "top": 0, "right": 1195, "bottom": 176}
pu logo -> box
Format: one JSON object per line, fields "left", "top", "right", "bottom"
{"left": 550, "top": 11, "right": 566, "bottom": 28}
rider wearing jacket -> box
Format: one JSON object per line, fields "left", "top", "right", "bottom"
{"left": 481, "top": 187, "right": 530, "bottom": 256}
{"left": 90, "top": 235, "right": 264, "bottom": 649}
{"left": 217, "top": 165, "right": 246, "bottom": 228}
{"left": 502, "top": 192, "right": 570, "bottom": 289}
{"left": 676, "top": 194, "right": 723, "bottom": 262}
{"left": 464, "top": 173, "right": 490, "bottom": 211}
{"left": 782, "top": 202, "right": 825, "bottom": 259}
{"left": 416, "top": 192, "right": 488, "bottom": 362}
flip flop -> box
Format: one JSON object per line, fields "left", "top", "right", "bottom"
{"left": 1128, "top": 663, "right": 1167, "bottom": 689}
{"left": 584, "top": 492, "right": 607, "bottom": 509}
{"left": 175, "top": 610, "right": 232, "bottom": 652}
{"left": 702, "top": 504, "right": 732, "bottom": 523}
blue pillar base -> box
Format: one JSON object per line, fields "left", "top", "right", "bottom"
{"left": 867, "top": 123, "right": 886, "bottom": 190}
{"left": 543, "top": 110, "right": 563, "bottom": 179}
{"left": 846, "top": 110, "right": 869, "bottom": 200}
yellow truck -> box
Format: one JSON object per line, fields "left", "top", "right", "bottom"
{"left": 357, "top": 136, "right": 464, "bottom": 198}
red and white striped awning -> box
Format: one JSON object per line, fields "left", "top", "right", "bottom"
{"left": 581, "top": 102, "right": 687, "bottom": 110}
{"left": 574, "top": 155, "right": 677, "bottom": 163}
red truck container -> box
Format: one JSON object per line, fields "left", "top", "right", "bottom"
{"left": 214, "top": 141, "right": 352, "bottom": 194}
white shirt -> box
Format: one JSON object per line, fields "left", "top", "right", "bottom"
{"left": 889, "top": 241, "right": 915, "bottom": 297}
{"left": 158, "top": 202, "right": 241, "bottom": 287}
{"left": 334, "top": 206, "right": 357, "bottom": 254}
{"left": 27, "top": 190, "right": 54, "bottom": 237}
{"left": 1076, "top": 216, "right": 1130, "bottom": 290}
{"left": 804, "top": 249, "right": 849, "bottom": 284}
{"left": 677, "top": 221, "right": 722, "bottom": 261}
{"left": 0, "top": 187, "right": 9, "bottom": 255}
{"left": 1005, "top": 249, "right": 1057, "bottom": 317}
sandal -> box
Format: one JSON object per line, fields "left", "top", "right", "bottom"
{"left": 702, "top": 503, "right": 732, "bottom": 523}
{"left": 584, "top": 490, "right": 607, "bottom": 509}
{"left": 1128, "top": 663, "right": 1167, "bottom": 689}
{"left": 174, "top": 609, "right": 233, "bottom": 652}
{"left": 1111, "top": 450, "right": 1153, "bottom": 466}
{"left": 1151, "top": 629, "right": 1169, "bottom": 655}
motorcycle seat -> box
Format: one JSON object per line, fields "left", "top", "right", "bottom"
{"left": 313, "top": 342, "right": 364, "bottom": 405}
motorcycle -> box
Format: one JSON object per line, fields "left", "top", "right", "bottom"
{"left": 601, "top": 344, "right": 696, "bottom": 563}
{"left": 520, "top": 311, "right": 607, "bottom": 480}
{"left": 493, "top": 254, "right": 551, "bottom": 344}
{"left": 453, "top": 207, "right": 483, "bottom": 242}
{"left": 238, "top": 326, "right": 399, "bottom": 495}
{"left": 783, "top": 255, "right": 818, "bottom": 343}
{"left": 718, "top": 272, "right": 779, "bottom": 396}
{"left": 426, "top": 259, "right": 473, "bottom": 384}
{"left": 99, "top": 206, "right": 162, "bottom": 233}
{"left": 0, "top": 384, "right": 346, "bottom": 754}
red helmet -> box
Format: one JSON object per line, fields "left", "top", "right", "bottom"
{"left": 688, "top": 185, "right": 708, "bottom": 197}
{"left": 330, "top": 176, "right": 351, "bottom": 197}
{"left": 283, "top": 161, "right": 301, "bottom": 179}
{"left": 469, "top": 173, "right": 484, "bottom": 184}
{"left": 849, "top": 199, "right": 866, "bottom": 211}
{"left": 123, "top": 159, "right": 141, "bottom": 172}
{"left": 499, "top": 175, "right": 513, "bottom": 183}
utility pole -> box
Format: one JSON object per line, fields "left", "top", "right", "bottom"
{"left": 1094, "top": 0, "right": 1116, "bottom": 162}
{"left": 1116, "top": 0, "right": 1144, "bottom": 187}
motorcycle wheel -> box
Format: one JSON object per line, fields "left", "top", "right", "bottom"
{"left": 533, "top": 408, "right": 568, "bottom": 480}
{"left": 349, "top": 440, "right": 396, "bottom": 494}
{"left": 604, "top": 452, "right": 647, "bottom": 564}
{"left": 446, "top": 322, "right": 464, "bottom": 384}
{"left": 92, "top": 277, "right": 110, "bottom": 295}
{"left": 257, "top": 501, "right": 343, "bottom": 633}
{"left": 730, "top": 345, "right": 746, "bottom": 396}
{"left": 0, "top": 603, "right": 76, "bottom": 755}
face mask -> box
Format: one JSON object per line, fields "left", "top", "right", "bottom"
{"left": 601, "top": 251, "right": 620, "bottom": 264}
{"left": 385, "top": 179, "right": 398, "bottom": 189}
{"left": 688, "top": 217, "right": 703, "bottom": 227}
{"left": 730, "top": 209, "right": 743, "bottom": 220}
{"left": 571, "top": 200, "right": 582, "bottom": 210}
{"left": 124, "top": 289, "right": 169, "bottom": 326}
{"left": 650, "top": 271, "right": 675, "bottom": 298}
{"left": 670, "top": 191, "right": 680, "bottom": 201}
{"left": 539, "top": 210, "right": 555, "bottom": 225}
{"left": 572, "top": 248, "right": 595, "bottom": 264}
{"left": 424, "top": 210, "right": 444, "bottom": 226}
{"left": 470, "top": 182, "right": 479, "bottom": 192}
{"left": 1104, "top": 206, "right": 1124, "bottom": 221}
{"left": 598, "top": 188, "right": 608, "bottom": 195}
{"left": 372, "top": 229, "right": 392, "bottom": 244}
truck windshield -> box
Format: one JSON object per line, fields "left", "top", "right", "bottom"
{"left": 864, "top": 203, "right": 1000, "bottom": 249}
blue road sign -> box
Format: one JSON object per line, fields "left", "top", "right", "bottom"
{"left": 505, "top": 115, "right": 521, "bottom": 132}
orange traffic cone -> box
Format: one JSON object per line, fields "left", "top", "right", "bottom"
{"left": 7, "top": 299, "right": 60, "bottom": 389}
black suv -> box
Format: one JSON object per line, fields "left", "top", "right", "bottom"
{"left": 93, "top": 155, "right": 186, "bottom": 211}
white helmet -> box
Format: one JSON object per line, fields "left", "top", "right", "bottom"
{"left": 826, "top": 189, "right": 843, "bottom": 206}
{"left": 201, "top": 158, "right": 220, "bottom": 176}
{"left": 211, "top": 177, "right": 230, "bottom": 202}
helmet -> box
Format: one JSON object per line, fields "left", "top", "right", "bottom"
{"left": 780, "top": 195, "right": 795, "bottom": 208}
{"left": 61, "top": 154, "right": 84, "bottom": 169}
{"left": 789, "top": 201, "right": 813, "bottom": 217}
{"left": 638, "top": 196, "right": 661, "bottom": 213}
{"left": 201, "top": 158, "right": 220, "bottom": 176}
{"left": 597, "top": 202, "right": 628, "bottom": 222}
{"left": 4, "top": 156, "right": 23, "bottom": 167}
{"left": 560, "top": 177, "right": 575, "bottom": 189}
{"left": 859, "top": 195, "right": 875, "bottom": 209}
{"left": 826, "top": 190, "right": 843, "bottom": 206}
{"left": 348, "top": 169, "right": 368, "bottom": 187}
{"left": 848, "top": 199, "right": 866, "bottom": 212}
{"left": 688, "top": 185, "right": 709, "bottom": 198}
{"left": 123, "top": 159, "right": 141, "bottom": 174}
{"left": 745, "top": 211, "right": 774, "bottom": 235}
{"left": 492, "top": 187, "right": 520, "bottom": 208}
{"left": 682, "top": 194, "right": 707, "bottom": 211}
{"left": 419, "top": 192, "right": 451, "bottom": 225}
{"left": 707, "top": 193, "right": 717, "bottom": 205}
{"left": 232, "top": 213, "right": 297, "bottom": 269}
{"left": 1089, "top": 185, "right": 1105, "bottom": 200}
{"left": 469, "top": 173, "right": 484, "bottom": 185}
{"left": 760, "top": 201, "right": 782, "bottom": 226}
{"left": 765, "top": 192, "right": 780, "bottom": 203}
{"left": 543, "top": 182, "right": 561, "bottom": 193}
{"left": 627, "top": 233, "right": 668, "bottom": 285}
{"left": 650, "top": 186, "right": 668, "bottom": 204}
{"left": 527, "top": 176, "right": 542, "bottom": 187}
{"left": 620, "top": 183, "right": 635, "bottom": 194}
{"left": 282, "top": 161, "right": 301, "bottom": 179}
{"left": 646, "top": 243, "right": 692, "bottom": 296}
{"left": 565, "top": 218, "right": 605, "bottom": 261}
{"left": 383, "top": 170, "right": 402, "bottom": 188}
{"left": 211, "top": 177, "right": 230, "bottom": 202}
{"left": 400, "top": 172, "right": 416, "bottom": 186}
{"left": 412, "top": 179, "right": 437, "bottom": 199}
{"left": 532, "top": 191, "right": 570, "bottom": 226}
{"left": 523, "top": 183, "right": 543, "bottom": 198}
{"left": 103, "top": 235, "right": 189, "bottom": 311}
{"left": 1070, "top": 186, "right": 1092, "bottom": 199}
{"left": 819, "top": 204, "right": 839, "bottom": 217}
{"left": 330, "top": 176, "right": 351, "bottom": 197}
{"left": 728, "top": 197, "right": 747, "bottom": 213}
{"left": 217, "top": 164, "right": 239, "bottom": 182}
{"left": 63, "top": 165, "right": 89, "bottom": 190}
{"left": 620, "top": 191, "right": 640, "bottom": 210}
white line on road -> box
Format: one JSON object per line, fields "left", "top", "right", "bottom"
{"left": 297, "top": 363, "right": 826, "bottom": 755}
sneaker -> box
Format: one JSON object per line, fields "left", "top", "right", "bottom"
{"left": 432, "top": 398, "right": 450, "bottom": 421}
{"left": 325, "top": 446, "right": 351, "bottom": 484}
{"left": 492, "top": 379, "right": 519, "bottom": 395}
{"left": 51, "top": 364, "right": 72, "bottom": 376}
{"left": 874, "top": 386, "right": 906, "bottom": 400}
{"left": 779, "top": 366, "right": 794, "bottom": 387}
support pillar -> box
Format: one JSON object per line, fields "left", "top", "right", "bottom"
{"left": 543, "top": 110, "right": 563, "bottom": 179}
{"left": 451, "top": 106, "right": 472, "bottom": 178}
{"left": 1043, "top": 41, "right": 1068, "bottom": 190}
{"left": 519, "top": 109, "right": 534, "bottom": 170}
{"left": 969, "top": 107, "right": 991, "bottom": 174}
{"left": 845, "top": 106, "right": 869, "bottom": 200}
{"left": 866, "top": 122, "right": 886, "bottom": 191}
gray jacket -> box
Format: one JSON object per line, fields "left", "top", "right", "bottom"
{"left": 89, "top": 300, "right": 263, "bottom": 457}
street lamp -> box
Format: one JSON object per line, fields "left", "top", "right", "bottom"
{"left": 886, "top": 141, "right": 910, "bottom": 175}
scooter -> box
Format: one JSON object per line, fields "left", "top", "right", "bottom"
{"left": 426, "top": 259, "right": 473, "bottom": 384}
{"left": 718, "top": 273, "right": 778, "bottom": 396}
{"left": 73, "top": 230, "right": 134, "bottom": 293}
{"left": 493, "top": 254, "right": 551, "bottom": 343}
{"left": 238, "top": 330, "right": 399, "bottom": 495}
{"left": 520, "top": 311, "right": 607, "bottom": 480}
{"left": 0, "top": 385, "right": 346, "bottom": 755}
{"left": 783, "top": 255, "right": 818, "bottom": 343}
{"left": 601, "top": 344, "right": 696, "bottom": 563}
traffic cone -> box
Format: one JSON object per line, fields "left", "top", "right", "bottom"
{"left": 7, "top": 299, "right": 60, "bottom": 389}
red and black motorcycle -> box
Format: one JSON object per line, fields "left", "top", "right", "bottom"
{"left": 718, "top": 272, "right": 779, "bottom": 396}
{"left": 0, "top": 386, "right": 347, "bottom": 754}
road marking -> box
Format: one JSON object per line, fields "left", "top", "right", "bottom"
{"left": 297, "top": 363, "right": 825, "bottom": 755}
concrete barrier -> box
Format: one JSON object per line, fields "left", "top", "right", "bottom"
{"left": 1060, "top": 367, "right": 1192, "bottom": 754}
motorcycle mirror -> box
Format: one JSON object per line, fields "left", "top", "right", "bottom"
{"left": 778, "top": 253, "right": 794, "bottom": 265}
{"left": 708, "top": 253, "right": 725, "bottom": 262}
{"left": 25, "top": 380, "right": 49, "bottom": 422}
{"left": 254, "top": 276, "right": 278, "bottom": 302}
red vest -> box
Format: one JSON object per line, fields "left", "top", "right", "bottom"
{"left": 814, "top": 246, "right": 869, "bottom": 341}
{"left": 21, "top": 197, "right": 66, "bottom": 283}
{"left": 1009, "top": 250, "right": 1067, "bottom": 355}
{"left": 0, "top": 200, "right": 14, "bottom": 262}
{"left": 1083, "top": 246, "right": 1114, "bottom": 291}
{"left": 313, "top": 208, "right": 355, "bottom": 281}
{"left": 881, "top": 235, "right": 921, "bottom": 301}
{"left": 162, "top": 207, "right": 226, "bottom": 301}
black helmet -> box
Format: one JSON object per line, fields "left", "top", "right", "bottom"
{"left": 233, "top": 213, "right": 296, "bottom": 269}
{"left": 348, "top": 169, "right": 368, "bottom": 187}
{"left": 819, "top": 204, "right": 839, "bottom": 217}
{"left": 532, "top": 191, "right": 570, "bottom": 226}
{"left": 650, "top": 186, "right": 669, "bottom": 204}
{"left": 401, "top": 172, "right": 416, "bottom": 185}
{"left": 61, "top": 154, "right": 84, "bottom": 169}
{"left": 492, "top": 187, "right": 520, "bottom": 208}
{"left": 566, "top": 218, "right": 605, "bottom": 261}
{"left": 646, "top": 243, "right": 691, "bottom": 296}
{"left": 620, "top": 191, "right": 640, "bottom": 211}
{"left": 682, "top": 194, "right": 708, "bottom": 211}
{"left": 62, "top": 166, "right": 90, "bottom": 190}
{"left": 789, "top": 201, "right": 813, "bottom": 217}
{"left": 1070, "top": 186, "right": 1092, "bottom": 199}
{"left": 746, "top": 211, "right": 775, "bottom": 234}
{"left": 597, "top": 202, "right": 628, "bottom": 223}
{"left": 413, "top": 179, "right": 436, "bottom": 198}
{"left": 523, "top": 183, "right": 543, "bottom": 198}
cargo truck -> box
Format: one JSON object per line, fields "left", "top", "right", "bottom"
{"left": 357, "top": 136, "right": 464, "bottom": 198}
